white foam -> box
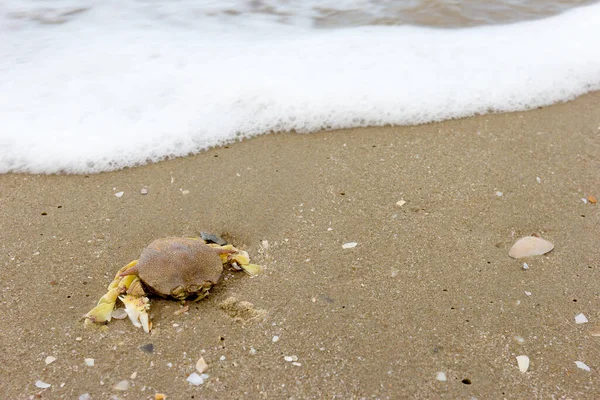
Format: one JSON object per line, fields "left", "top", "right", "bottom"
{"left": 1, "top": 1, "right": 600, "bottom": 173}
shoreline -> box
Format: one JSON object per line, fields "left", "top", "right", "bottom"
{"left": 1, "top": 91, "right": 599, "bottom": 398}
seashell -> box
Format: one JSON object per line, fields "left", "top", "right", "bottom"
{"left": 508, "top": 236, "right": 554, "bottom": 259}
{"left": 575, "top": 361, "right": 591, "bottom": 371}
{"left": 516, "top": 355, "right": 529, "bottom": 373}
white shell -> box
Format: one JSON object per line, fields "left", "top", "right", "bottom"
{"left": 187, "top": 372, "right": 205, "bottom": 385}
{"left": 575, "top": 313, "right": 589, "bottom": 324}
{"left": 516, "top": 355, "right": 530, "bottom": 373}
{"left": 575, "top": 361, "right": 591, "bottom": 371}
{"left": 35, "top": 380, "right": 51, "bottom": 389}
{"left": 435, "top": 371, "right": 447, "bottom": 381}
{"left": 508, "top": 236, "right": 554, "bottom": 259}
{"left": 342, "top": 242, "right": 358, "bottom": 249}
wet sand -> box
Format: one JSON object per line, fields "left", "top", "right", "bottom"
{"left": 1, "top": 92, "right": 599, "bottom": 399}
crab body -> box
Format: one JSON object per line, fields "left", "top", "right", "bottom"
{"left": 85, "top": 236, "right": 260, "bottom": 333}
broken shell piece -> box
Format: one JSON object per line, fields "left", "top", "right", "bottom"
{"left": 508, "top": 236, "right": 554, "bottom": 259}
{"left": 111, "top": 308, "right": 128, "bottom": 320}
{"left": 342, "top": 242, "right": 358, "bottom": 249}
{"left": 575, "top": 361, "right": 591, "bottom": 371}
{"left": 240, "top": 263, "right": 261, "bottom": 276}
{"left": 187, "top": 372, "right": 205, "bottom": 386}
{"left": 516, "top": 355, "right": 530, "bottom": 373}
{"left": 84, "top": 358, "right": 95, "bottom": 367}
{"left": 196, "top": 357, "right": 208, "bottom": 374}
{"left": 115, "top": 191, "right": 124, "bottom": 198}
{"left": 435, "top": 371, "right": 447, "bottom": 381}
{"left": 45, "top": 356, "right": 57, "bottom": 365}
{"left": 575, "top": 313, "right": 589, "bottom": 324}
{"left": 35, "top": 380, "right": 51, "bottom": 389}
{"left": 113, "top": 380, "right": 130, "bottom": 391}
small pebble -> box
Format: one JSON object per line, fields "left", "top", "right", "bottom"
{"left": 575, "top": 313, "right": 589, "bottom": 324}
{"left": 495, "top": 191, "right": 503, "bottom": 197}
{"left": 181, "top": 190, "right": 190, "bottom": 195}
{"left": 575, "top": 361, "right": 591, "bottom": 371}
{"left": 140, "top": 343, "right": 154, "bottom": 353}
{"left": 514, "top": 336, "right": 525, "bottom": 344}
{"left": 155, "top": 394, "right": 166, "bottom": 400}
{"left": 196, "top": 357, "right": 208, "bottom": 374}
{"left": 250, "top": 347, "right": 257, "bottom": 355}
{"left": 524, "top": 291, "right": 532, "bottom": 296}
{"left": 130, "top": 371, "right": 137, "bottom": 380}
{"left": 75, "top": 337, "right": 83, "bottom": 341}
{"left": 522, "top": 262, "right": 529, "bottom": 270}
{"left": 272, "top": 336, "right": 279, "bottom": 343}
{"left": 35, "top": 380, "right": 51, "bottom": 389}
{"left": 219, "top": 355, "right": 226, "bottom": 361}
{"left": 292, "top": 362, "right": 302, "bottom": 367}
{"left": 284, "top": 356, "right": 298, "bottom": 362}
{"left": 45, "top": 356, "right": 57, "bottom": 365}
{"left": 84, "top": 358, "right": 94, "bottom": 367}
{"left": 395, "top": 200, "right": 406, "bottom": 207}
{"left": 435, "top": 371, "right": 447, "bottom": 381}
{"left": 115, "top": 191, "right": 124, "bottom": 198}
{"left": 141, "top": 188, "right": 148, "bottom": 195}
{"left": 588, "top": 195, "right": 598, "bottom": 204}
{"left": 536, "top": 177, "right": 541, "bottom": 183}
{"left": 113, "top": 380, "right": 130, "bottom": 391}
{"left": 342, "top": 242, "right": 358, "bottom": 249}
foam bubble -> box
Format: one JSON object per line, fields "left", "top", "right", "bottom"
{"left": 1, "top": 2, "right": 600, "bottom": 173}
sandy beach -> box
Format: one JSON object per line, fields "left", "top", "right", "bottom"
{"left": 1, "top": 91, "right": 599, "bottom": 399}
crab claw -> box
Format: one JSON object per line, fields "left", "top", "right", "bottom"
{"left": 119, "top": 294, "right": 151, "bottom": 333}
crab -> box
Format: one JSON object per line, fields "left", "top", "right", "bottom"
{"left": 84, "top": 236, "right": 260, "bottom": 333}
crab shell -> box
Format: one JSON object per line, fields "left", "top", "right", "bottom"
{"left": 120, "top": 237, "right": 232, "bottom": 300}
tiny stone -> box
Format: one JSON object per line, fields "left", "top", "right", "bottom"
{"left": 435, "top": 371, "right": 447, "bottom": 381}
{"left": 45, "top": 356, "right": 57, "bottom": 365}
{"left": 291, "top": 362, "right": 302, "bottom": 367}
{"left": 84, "top": 358, "right": 94, "bottom": 367}
{"left": 130, "top": 371, "right": 137, "bottom": 380}
{"left": 524, "top": 291, "right": 532, "bottom": 296}
{"left": 272, "top": 336, "right": 280, "bottom": 343}
{"left": 522, "top": 263, "right": 529, "bottom": 270}
{"left": 140, "top": 188, "right": 148, "bottom": 195}
{"left": 219, "top": 355, "right": 226, "bottom": 361}
{"left": 396, "top": 200, "right": 406, "bottom": 207}
{"left": 495, "top": 191, "right": 503, "bottom": 197}
{"left": 115, "top": 191, "right": 124, "bottom": 198}
{"left": 113, "top": 380, "right": 130, "bottom": 391}
{"left": 140, "top": 343, "right": 154, "bottom": 353}
{"left": 75, "top": 337, "right": 83, "bottom": 341}
{"left": 588, "top": 195, "right": 598, "bottom": 204}
{"left": 196, "top": 357, "right": 208, "bottom": 374}
{"left": 181, "top": 190, "right": 190, "bottom": 195}
{"left": 167, "top": 363, "right": 173, "bottom": 368}
{"left": 250, "top": 347, "right": 257, "bottom": 355}
{"left": 536, "top": 176, "right": 541, "bottom": 183}
{"left": 284, "top": 356, "right": 293, "bottom": 362}
{"left": 582, "top": 198, "right": 588, "bottom": 204}
{"left": 342, "top": 242, "right": 358, "bottom": 249}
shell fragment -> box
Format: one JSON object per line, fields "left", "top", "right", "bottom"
{"left": 516, "top": 355, "right": 530, "bottom": 373}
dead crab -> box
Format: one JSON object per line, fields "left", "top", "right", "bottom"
{"left": 84, "top": 236, "right": 260, "bottom": 332}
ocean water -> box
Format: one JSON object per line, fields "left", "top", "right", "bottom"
{"left": 1, "top": 1, "right": 599, "bottom": 174}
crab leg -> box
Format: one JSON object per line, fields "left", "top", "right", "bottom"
{"left": 208, "top": 244, "right": 262, "bottom": 276}
{"left": 84, "top": 260, "right": 147, "bottom": 327}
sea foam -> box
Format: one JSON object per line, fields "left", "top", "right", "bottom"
{"left": 1, "top": 1, "right": 599, "bottom": 174}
